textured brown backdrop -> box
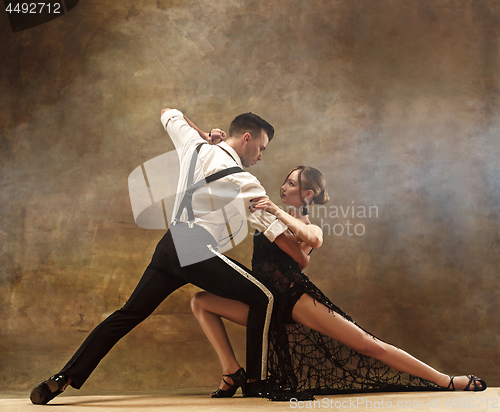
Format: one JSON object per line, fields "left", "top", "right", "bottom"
{"left": 0, "top": 0, "right": 498, "bottom": 393}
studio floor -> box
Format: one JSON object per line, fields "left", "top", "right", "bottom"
{"left": 1, "top": 387, "right": 498, "bottom": 412}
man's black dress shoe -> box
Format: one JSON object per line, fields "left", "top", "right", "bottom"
{"left": 30, "top": 373, "right": 69, "bottom": 405}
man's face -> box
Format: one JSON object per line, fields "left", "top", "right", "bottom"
{"left": 240, "top": 131, "right": 269, "bottom": 168}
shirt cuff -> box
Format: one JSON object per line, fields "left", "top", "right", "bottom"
{"left": 262, "top": 219, "right": 287, "bottom": 242}
{"left": 160, "top": 109, "right": 184, "bottom": 129}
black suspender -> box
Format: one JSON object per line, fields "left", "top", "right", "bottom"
{"left": 173, "top": 143, "right": 244, "bottom": 228}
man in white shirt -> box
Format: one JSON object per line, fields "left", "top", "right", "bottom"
{"left": 31, "top": 108, "right": 291, "bottom": 404}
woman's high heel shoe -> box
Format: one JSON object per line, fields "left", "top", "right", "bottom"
{"left": 210, "top": 368, "right": 247, "bottom": 398}
{"left": 447, "top": 375, "right": 487, "bottom": 392}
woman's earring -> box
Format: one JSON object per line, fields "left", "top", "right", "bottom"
{"left": 301, "top": 198, "right": 309, "bottom": 216}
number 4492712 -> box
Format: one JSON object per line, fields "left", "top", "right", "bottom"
{"left": 6, "top": 3, "right": 62, "bottom": 14}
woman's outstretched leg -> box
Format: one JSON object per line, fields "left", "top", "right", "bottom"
{"left": 292, "top": 294, "right": 483, "bottom": 390}
{"left": 190, "top": 291, "right": 249, "bottom": 391}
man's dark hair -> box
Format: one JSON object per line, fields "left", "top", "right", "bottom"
{"left": 229, "top": 112, "right": 275, "bottom": 142}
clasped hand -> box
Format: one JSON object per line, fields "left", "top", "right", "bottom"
{"left": 207, "top": 128, "right": 226, "bottom": 145}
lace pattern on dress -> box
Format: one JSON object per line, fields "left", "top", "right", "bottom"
{"left": 251, "top": 231, "right": 444, "bottom": 401}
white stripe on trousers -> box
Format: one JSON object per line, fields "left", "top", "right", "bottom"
{"left": 207, "top": 245, "right": 273, "bottom": 380}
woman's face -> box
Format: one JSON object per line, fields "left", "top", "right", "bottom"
{"left": 280, "top": 169, "right": 303, "bottom": 207}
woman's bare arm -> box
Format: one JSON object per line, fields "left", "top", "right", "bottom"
{"left": 251, "top": 197, "right": 323, "bottom": 249}
{"left": 274, "top": 230, "right": 311, "bottom": 269}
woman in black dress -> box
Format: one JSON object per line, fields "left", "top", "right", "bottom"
{"left": 190, "top": 166, "right": 486, "bottom": 399}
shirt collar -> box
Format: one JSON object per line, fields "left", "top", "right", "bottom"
{"left": 218, "top": 141, "right": 243, "bottom": 167}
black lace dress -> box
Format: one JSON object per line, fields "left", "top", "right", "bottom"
{"left": 251, "top": 230, "right": 445, "bottom": 400}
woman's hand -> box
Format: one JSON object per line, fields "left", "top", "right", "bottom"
{"left": 250, "top": 196, "right": 281, "bottom": 216}
{"left": 252, "top": 196, "right": 323, "bottom": 249}
{"left": 206, "top": 128, "right": 226, "bottom": 145}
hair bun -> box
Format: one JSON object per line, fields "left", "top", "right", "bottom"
{"left": 314, "top": 189, "right": 330, "bottom": 205}
{"left": 288, "top": 166, "right": 329, "bottom": 206}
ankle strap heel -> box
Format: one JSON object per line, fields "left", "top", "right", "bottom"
{"left": 210, "top": 368, "right": 247, "bottom": 398}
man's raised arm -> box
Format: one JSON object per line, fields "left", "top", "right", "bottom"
{"left": 161, "top": 107, "right": 226, "bottom": 145}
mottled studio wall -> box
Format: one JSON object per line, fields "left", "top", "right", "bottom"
{"left": 0, "top": 0, "right": 499, "bottom": 394}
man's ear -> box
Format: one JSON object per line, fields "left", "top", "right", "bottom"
{"left": 242, "top": 132, "right": 251, "bottom": 144}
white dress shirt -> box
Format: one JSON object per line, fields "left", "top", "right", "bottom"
{"left": 161, "top": 109, "right": 286, "bottom": 250}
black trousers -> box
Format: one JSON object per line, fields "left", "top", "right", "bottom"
{"left": 60, "top": 224, "right": 273, "bottom": 387}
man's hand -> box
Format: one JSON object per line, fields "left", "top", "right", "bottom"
{"left": 161, "top": 108, "right": 171, "bottom": 116}
{"left": 207, "top": 128, "right": 226, "bottom": 145}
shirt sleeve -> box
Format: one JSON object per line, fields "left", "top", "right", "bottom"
{"left": 228, "top": 172, "right": 287, "bottom": 242}
{"left": 261, "top": 218, "right": 288, "bottom": 242}
{"left": 160, "top": 109, "right": 205, "bottom": 151}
